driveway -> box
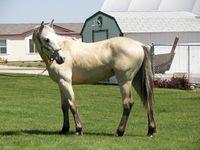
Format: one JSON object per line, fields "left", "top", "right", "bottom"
{"left": 0, "top": 65, "right": 48, "bottom": 75}
{"left": 0, "top": 65, "right": 199, "bottom": 84}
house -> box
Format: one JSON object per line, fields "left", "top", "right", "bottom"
{"left": 0, "top": 23, "right": 83, "bottom": 62}
{"left": 81, "top": 0, "right": 200, "bottom": 82}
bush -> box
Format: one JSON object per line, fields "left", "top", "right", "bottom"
{"left": 154, "top": 76, "right": 191, "bottom": 90}
{"left": 0, "top": 57, "right": 8, "bottom": 64}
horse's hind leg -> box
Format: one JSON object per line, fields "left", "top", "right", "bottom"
{"left": 116, "top": 80, "right": 134, "bottom": 136}
{"left": 133, "top": 74, "right": 156, "bottom": 136}
{"left": 146, "top": 98, "right": 156, "bottom": 136}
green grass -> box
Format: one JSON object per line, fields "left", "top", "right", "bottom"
{"left": 0, "top": 74, "right": 199, "bottom": 150}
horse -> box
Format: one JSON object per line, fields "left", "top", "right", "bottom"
{"left": 32, "top": 21, "right": 156, "bottom": 137}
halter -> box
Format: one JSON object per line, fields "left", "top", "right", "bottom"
{"left": 36, "top": 32, "right": 56, "bottom": 63}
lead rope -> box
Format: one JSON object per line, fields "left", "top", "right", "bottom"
{"left": 35, "top": 68, "right": 47, "bottom": 77}
{"left": 40, "top": 68, "right": 47, "bottom": 75}
{"left": 36, "top": 54, "right": 55, "bottom": 77}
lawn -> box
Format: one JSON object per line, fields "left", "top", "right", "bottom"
{"left": 0, "top": 74, "right": 199, "bottom": 150}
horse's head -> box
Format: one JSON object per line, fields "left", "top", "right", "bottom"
{"left": 32, "top": 20, "right": 65, "bottom": 64}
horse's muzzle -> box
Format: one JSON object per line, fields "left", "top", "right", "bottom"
{"left": 54, "top": 49, "right": 65, "bottom": 64}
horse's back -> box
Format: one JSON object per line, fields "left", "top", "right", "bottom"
{"left": 68, "top": 37, "right": 145, "bottom": 84}
{"left": 107, "top": 37, "right": 145, "bottom": 74}
{"left": 96, "top": 37, "right": 144, "bottom": 64}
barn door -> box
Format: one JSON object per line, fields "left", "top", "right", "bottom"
{"left": 92, "top": 30, "right": 108, "bottom": 42}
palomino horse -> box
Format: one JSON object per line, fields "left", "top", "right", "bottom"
{"left": 32, "top": 21, "right": 156, "bottom": 137}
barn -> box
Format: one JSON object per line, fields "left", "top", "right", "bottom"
{"left": 81, "top": 0, "right": 200, "bottom": 83}
{"left": 81, "top": 11, "right": 123, "bottom": 43}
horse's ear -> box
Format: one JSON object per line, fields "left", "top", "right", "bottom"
{"left": 49, "top": 19, "right": 54, "bottom": 28}
{"left": 41, "top": 21, "right": 44, "bottom": 26}
{"left": 39, "top": 21, "right": 44, "bottom": 33}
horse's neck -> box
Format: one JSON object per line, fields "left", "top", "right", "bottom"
{"left": 56, "top": 34, "right": 80, "bottom": 43}
{"left": 56, "top": 35, "right": 66, "bottom": 43}
{"left": 38, "top": 51, "right": 51, "bottom": 67}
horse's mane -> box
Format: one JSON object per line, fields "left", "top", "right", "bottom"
{"left": 65, "top": 36, "right": 81, "bottom": 41}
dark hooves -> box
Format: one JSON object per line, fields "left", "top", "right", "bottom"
{"left": 115, "top": 129, "right": 124, "bottom": 137}
{"left": 59, "top": 127, "right": 83, "bottom": 136}
{"left": 147, "top": 127, "right": 156, "bottom": 137}
{"left": 59, "top": 130, "right": 68, "bottom": 135}
{"left": 59, "top": 127, "right": 70, "bottom": 134}
{"left": 75, "top": 127, "right": 83, "bottom": 136}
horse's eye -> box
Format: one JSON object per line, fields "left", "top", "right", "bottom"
{"left": 45, "top": 38, "right": 50, "bottom": 43}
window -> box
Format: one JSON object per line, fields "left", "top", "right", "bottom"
{"left": 29, "top": 39, "right": 37, "bottom": 53}
{"left": 97, "top": 16, "right": 103, "bottom": 28}
{"left": 0, "top": 40, "right": 7, "bottom": 54}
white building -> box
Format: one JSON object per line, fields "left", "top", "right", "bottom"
{"left": 102, "top": 0, "right": 200, "bottom": 15}
{"left": 0, "top": 23, "right": 82, "bottom": 62}
{"left": 101, "top": 0, "right": 200, "bottom": 78}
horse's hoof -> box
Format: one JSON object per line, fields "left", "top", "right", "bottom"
{"left": 75, "top": 131, "right": 82, "bottom": 136}
{"left": 147, "top": 127, "right": 156, "bottom": 137}
{"left": 75, "top": 127, "right": 82, "bottom": 136}
{"left": 59, "top": 130, "right": 67, "bottom": 135}
{"left": 115, "top": 129, "right": 124, "bottom": 137}
{"left": 59, "top": 127, "right": 69, "bottom": 134}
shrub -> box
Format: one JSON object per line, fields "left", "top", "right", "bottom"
{"left": 154, "top": 76, "right": 191, "bottom": 90}
{"left": 0, "top": 57, "right": 8, "bottom": 64}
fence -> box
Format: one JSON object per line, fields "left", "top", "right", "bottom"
{"left": 150, "top": 44, "right": 200, "bottom": 84}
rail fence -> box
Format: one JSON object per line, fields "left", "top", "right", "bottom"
{"left": 150, "top": 43, "right": 200, "bottom": 84}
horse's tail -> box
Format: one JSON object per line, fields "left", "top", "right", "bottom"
{"left": 132, "top": 45, "right": 153, "bottom": 108}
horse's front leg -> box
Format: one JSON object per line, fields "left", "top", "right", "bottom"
{"left": 59, "top": 79, "right": 83, "bottom": 136}
{"left": 68, "top": 99, "right": 82, "bottom": 136}
{"left": 59, "top": 88, "right": 70, "bottom": 134}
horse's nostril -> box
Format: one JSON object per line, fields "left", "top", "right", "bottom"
{"left": 62, "top": 56, "right": 65, "bottom": 62}
{"left": 54, "top": 49, "right": 65, "bottom": 64}
{"left": 56, "top": 56, "right": 65, "bottom": 64}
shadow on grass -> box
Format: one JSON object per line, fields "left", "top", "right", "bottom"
{"left": 0, "top": 130, "right": 141, "bottom": 137}
{"left": 0, "top": 130, "right": 60, "bottom": 136}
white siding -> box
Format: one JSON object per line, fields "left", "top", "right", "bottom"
{"left": 158, "top": 0, "right": 196, "bottom": 11}
{"left": 24, "top": 35, "right": 41, "bottom": 61}
{"left": 8, "top": 39, "right": 25, "bottom": 61}
{"left": 0, "top": 35, "right": 41, "bottom": 62}
{"left": 164, "top": 46, "right": 188, "bottom": 73}
{"left": 102, "top": 0, "right": 200, "bottom": 15}
{"left": 125, "top": 32, "right": 200, "bottom": 45}
{"left": 125, "top": 32, "right": 200, "bottom": 74}
{"left": 101, "top": 0, "right": 132, "bottom": 11}
{"left": 125, "top": 32, "right": 179, "bottom": 45}
{"left": 125, "top": 33, "right": 152, "bottom": 44}
{"left": 190, "top": 46, "right": 200, "bottom": 74}
{"left": 128, "top": 0, "right": 161, "bottom": 11}
{"left": 164, "top": 45, "right": 200, "bottom": 74}
{"left": 192, "top": 0, "right": 200, "bottom": 15}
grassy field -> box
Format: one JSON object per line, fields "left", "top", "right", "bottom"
{"left": 0, "top": 74, "right": 199, "bottom": 150}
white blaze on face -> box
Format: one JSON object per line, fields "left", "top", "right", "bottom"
{"left": 58, "top": 50, "right": 65, "bottom": 58}
{"left": 41, "top": 26, "right": 60, "bottom": 51}
{"left": 40, "top": 25, "right": 65, "bottom": 64}
{"left": 46, "top": 34, "right": 60, "bottom": 50}
{"left": 54, "top": 50, "right": 65, "bottom": 64}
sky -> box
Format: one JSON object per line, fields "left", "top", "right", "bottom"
{"left": 0, "top": 0, "right": 105, "bottom": 23}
